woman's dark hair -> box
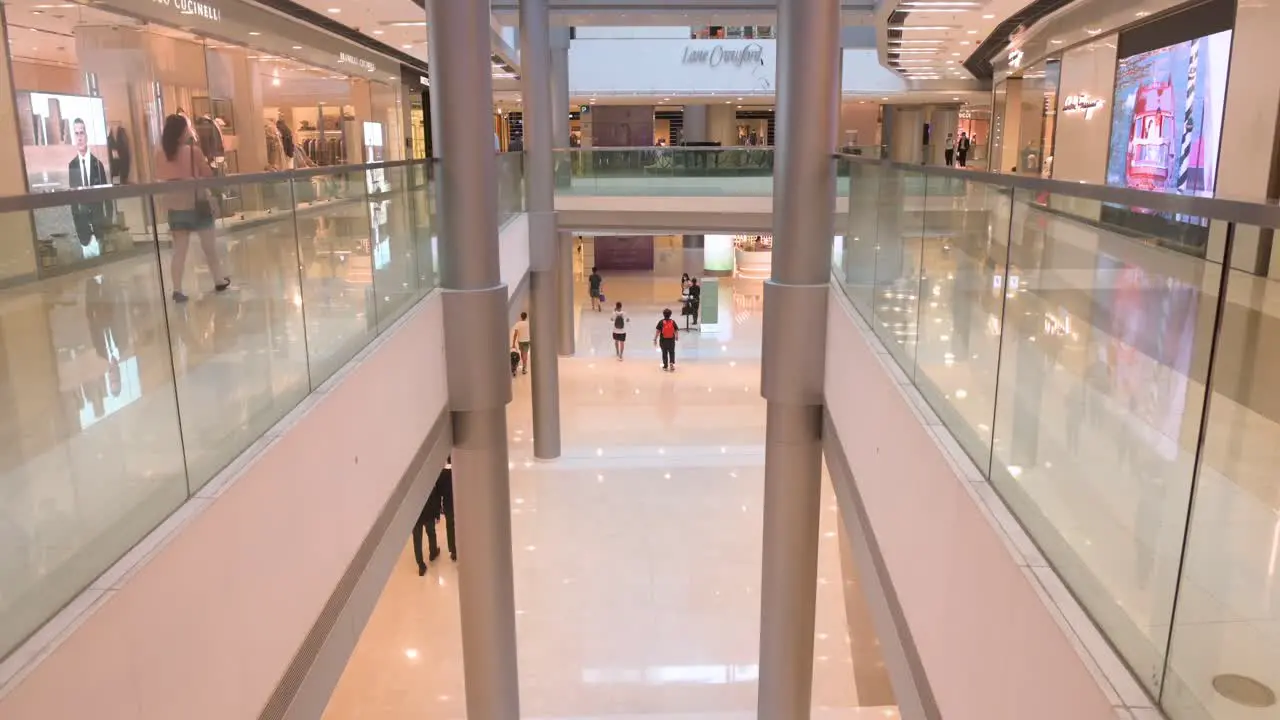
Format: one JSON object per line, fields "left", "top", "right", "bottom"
{"left": 161, "top": 114, "right": 189, "bottom": 161}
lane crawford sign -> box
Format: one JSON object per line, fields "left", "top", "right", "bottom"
{"left": 681, "top": 42, "right": 765, "bottom": 69}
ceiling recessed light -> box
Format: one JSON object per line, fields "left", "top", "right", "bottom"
{"left": 960, "top": 41, "right": 971, "bottom": 45}
{"left": 952, "top": 52, "right": 960, "bottom": 56}
{"left": 402, "top": 44, "right": 412, "bottom": 49}
{"left": 249, "top": 31, "right": 260, "bottom": 35}
{"left": 1050, "top": 39, "right": 1063, "bottom": 44}
{"left": 326, "top": 7, "right": 340, "bottom": 12}
{"left": 967, "top": 29, "right": 977, "bottom": 34}
{"left": 982, "top": 13, "right": 995, "bottom": 18}
{"left": 372, "top": 30, "right": 384, "bottom": 34}
{"left": 292, "top": 45, "right": 302, "bottom": 49}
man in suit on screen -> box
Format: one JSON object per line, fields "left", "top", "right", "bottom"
{"left": 68, "top": 118, "right": 109, "bottom": 247}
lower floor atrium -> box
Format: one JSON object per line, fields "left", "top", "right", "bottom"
{"left": 320, "top": 273, "right": 900, "bottom": 719}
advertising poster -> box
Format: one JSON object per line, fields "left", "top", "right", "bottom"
{"left": 1106, "top": 31, "right": 1232, "bottom": 198}
{"left": 17, "top": 92, "right": 109, "bottom": 192}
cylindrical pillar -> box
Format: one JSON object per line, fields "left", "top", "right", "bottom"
{"left": 683, "top": 105, "right": 709, "bottom": 143}
{"left": 758, "top": 0, "right": 840, "bottom": 715}
{"left": 452, "top": 407, "right": 520, "bottom": 716}
{"left": 550, "top": 28, "right": 571, "bottom": 155}
{"left": 551, "top": 27, "right": 576, "bottom": 357}
{"left": 428, "top": 0, "right": 520, "bottom": 716}
{"left": 521, "top": 0, "right": 562, "bottom": 458}
{"left": 682, "top": 234, "right": 704, "bottom": 276}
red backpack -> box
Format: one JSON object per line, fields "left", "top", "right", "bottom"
{"left": 660, "top": 318, "right": 677, "bottom": 339}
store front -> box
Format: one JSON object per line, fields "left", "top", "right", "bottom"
{"left": 0, "top": 0, "right": 410, "bottom": 282}
{"left": 399, "top": 67, "right": 430, "bottom": 159}
{"left": 988, "top": 58, "right": 1060, "bottom": 176}
{"left": 988, "top": 0, "right": 1235, "bottom": 254}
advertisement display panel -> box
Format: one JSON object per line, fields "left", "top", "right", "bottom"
{"left": 1102, "top": 29, "right": 1232, "bottom": 252}
{"left": 1106, "top": 30, "right": 1232, "bottom": 198}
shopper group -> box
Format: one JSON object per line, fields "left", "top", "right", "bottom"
{"left": 944, "top": 131, "right": 972, "bottom": 167}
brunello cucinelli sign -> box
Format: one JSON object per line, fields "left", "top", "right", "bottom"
{"left": 681, "top": 42, "right": 766, "bottom": 69}
{"left": 338, "top": 52, "right": 376, "bottom": 74}
{"left": 150, "top": 0, "right": 222, "bottom": 22}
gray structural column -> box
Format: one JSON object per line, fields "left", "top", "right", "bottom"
{"left": 428, "top": 0, "right": 520, "bottom": 717}
{"left": 757, "top": 0, "right": 840, "bottom": 715}
{"left": 551, "top": 26, "right": 576, "bottom": 356}
{"left": 521, "top": 0, "right": 562, "bottom": 458}
{"left": 683, "top": 105, "right": 709, "bottom": 143}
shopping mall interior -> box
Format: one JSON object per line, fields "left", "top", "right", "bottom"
{"left": 2, "top": 0, "right": 1280, "bottom": 719}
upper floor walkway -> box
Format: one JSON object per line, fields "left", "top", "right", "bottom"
{"left": 0, "top": 151, "right": 1278, "bottom": 720}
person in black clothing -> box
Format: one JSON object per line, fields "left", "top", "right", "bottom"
{"left": 687, "top": 278, "right": 701, "bottom": 327}
{"left": 588, "top": 266, "right": 603, "bottom": 312}
{"left": 957, "top": 132, "right": 971, "bottom": 168}
{"left": 654, "top": 308, "right": 679, "bottom": 371}
{"left": 413, "top": 457, "right": 456, "bottom": 575}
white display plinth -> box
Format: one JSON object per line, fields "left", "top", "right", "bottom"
{"left": 735, "top": 248, "right": 773, "bottom": 280}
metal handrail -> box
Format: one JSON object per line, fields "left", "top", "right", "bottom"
{"left": 553, "top": 146, "right": 778, "bottom": 152}
{"left": 836, "top": 153, "right": 1280, "bottom": 230}
{"left": 0, "top": 158, "right": 432, "bottom": 214}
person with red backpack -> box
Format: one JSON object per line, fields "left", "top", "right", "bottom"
{"left": 654, "top": 308, "right": 679, "bottom": 371}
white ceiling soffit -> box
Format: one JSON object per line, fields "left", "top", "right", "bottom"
{"left": 491, "top": 16, "right": 519, "bottom": 73}
{"left": 987, "top": 0, "right": 1195, "bottom": 81}
{"left": 875, "top": 1, "right": 1010, "bottom": 87}
{"left": 486, "top": 0, "right": 877, "bottom": 24}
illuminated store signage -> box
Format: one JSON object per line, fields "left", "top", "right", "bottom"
{"left": 339, "top": 52, "right": 377, "bottom": 73}
{"left": 151, "top": 0, "right": 221, "bottom": 22}
{"left": 681, "top": 42, "right": 765, "bottom": 68}
{"left": 1062, "top": 93, "right": 1104, "bottom": 118}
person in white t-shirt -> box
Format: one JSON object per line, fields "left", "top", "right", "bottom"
{"left": 611, "top": 301, "right": 629, "bottom": 360}
{"left": 511, "top": 311, "right": 531, "bottom": 375}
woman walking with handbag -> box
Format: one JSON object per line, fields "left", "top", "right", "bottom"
{"left": 155, "top": 114, "right": 229, "bottom": 303}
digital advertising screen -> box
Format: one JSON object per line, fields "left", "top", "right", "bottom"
{"left": 1106, "top": 30, "right": 1232, "bottom": 197}
{"left": 1101, "top": 29, "right": 1232, "bottom": 252}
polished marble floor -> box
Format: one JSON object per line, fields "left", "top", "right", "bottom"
{"left": 322, "top": 275, "right": 898, "bottom": 719}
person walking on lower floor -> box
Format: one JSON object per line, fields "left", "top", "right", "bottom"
{"left": 412, "top": 458, "right": 456, "bottom": 576}
{"left": 654, "top": 308, "right": 679, "bottom": 371}
{"left": 612, "top": 301, "right": 629, "bottom": 360}
{"left": 511, "top": 311, "right": 531, "bottom": 375}
{"left": 958, "top": 131, "right": 971, "bottom": 167}
{"left": 588, "top": 266, "right": 603, "bottom": 312}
